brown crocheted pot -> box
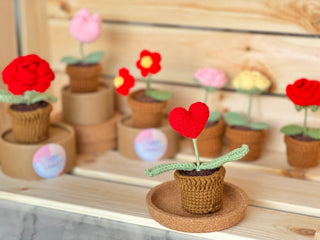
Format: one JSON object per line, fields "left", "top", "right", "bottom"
{"left": 174, "top": 166, "right": 226, "bottom": 214}
{"left": 284, "top": 135, "right": 320, "bottom": 168}
{"left": 196, "top": 119, "right": 225, "bottom": 157}
{"left": 7, "top": 102, "right": 52, "bottom": 144}
{"left": 127, "top": 89, "right": 167, "bottom": 128}
{"left": 226, "top": 126, "right": 266, "bottom": 161}
{"left": 66, "top": 63, "right": 101, "bottom": 93}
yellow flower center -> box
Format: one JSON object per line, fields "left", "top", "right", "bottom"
{"left": 140, "top": 56, "right": 153, "bottom": 68}
{"left": 114, "top": 76, "right": 124, "bottom": 88}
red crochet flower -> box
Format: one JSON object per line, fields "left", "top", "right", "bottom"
{"left": 169, "top": 102, "right": 209, "bottom": 139}
{"left": 136, "top": 50, "right": 161, "bottom": 77}
{"left": 113, "top": 68, "right": 135, "bottom": 96}
{"left": 2, "top": 54, "right": 55, "bottom": 95}
{"left": 286, "top": 78, "right": 320, "bottom": 106}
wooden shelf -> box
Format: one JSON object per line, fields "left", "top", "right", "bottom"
{"left": 0, "top": 150, "right": 318, "bottom": 239}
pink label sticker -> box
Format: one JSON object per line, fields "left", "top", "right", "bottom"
{"left": 33, "top": 144, "right": 66, "bottom": 179}
{"left": 134, "top": 128, "right": 168, "bottom": 161}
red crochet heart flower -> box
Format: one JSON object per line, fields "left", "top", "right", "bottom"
{"left": 168, "top": 102, "right": 209, "bottom": 139}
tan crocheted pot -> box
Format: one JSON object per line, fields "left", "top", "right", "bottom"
{"left": 226, "top": 126, "right": 265, "bottom": 161}
{"left": 174, "top": 166, "right": 226, "bottom": 214}
{"left": 7, "top": 103, "right": 52, "bottom": 144}
{"left": 66, "top": 63, "right": 101, "bottom": 93}
{"left": 128, "top": 89, "right": 167, "bottom": 128}
{"left": 284, "top": 135, "right": 320, "bottom": 168}
{"left": 196, "top": 119, "right": 225, "bottom": 157}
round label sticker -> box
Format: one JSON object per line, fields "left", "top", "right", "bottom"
{"left": 134, "top": 128, "right": 168, "bottom": 162}
{"left": 33, "top": 144, "right": 66, "bottom": 179}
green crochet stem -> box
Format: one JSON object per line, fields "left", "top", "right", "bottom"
{"left": 145, "top": 74, "right": 152, "bottom": 97}
{"left": 192, "top": 138, "right": 200, "bottom": 171}
{"left": 303, "top": 107, "right": 308, "bottom": 136}
{"left": 0, "top": 90, "right": 57, "bottom": 105}
{"left": 144, "top": 144, "right": 249, "bottom": 177}
{"left": 80, "top": 42, "right": 85, "bottom": 60}
{"left": 247, "top": 93, "right": 253, "bottom": 122}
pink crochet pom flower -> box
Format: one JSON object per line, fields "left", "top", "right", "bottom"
{"left": 69, "top": 8, "right": 102, "bottom": 43}
{"left": 194, "top": 68, "right": 227, "bottom": 89}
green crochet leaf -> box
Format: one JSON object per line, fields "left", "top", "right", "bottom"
{"left": 280, "top": 124, "right": 303, "bottom": 136}
{"left": 199, "top": 144, "right": 249, "bottom": 170}
{"left": 208, "top": 111, "right": 221, "bottom": 123}
{"left": 306, "top": 128, "right": 320, "bottom": 140}
{"left": 193, "top": 78, "right": 199, "bottom": 84}
{"left": 148, "top": 90, "right": 174, "bottom": 101}
{"left": 0, "top": 90, "right": 56, "bottom": 105}
{"left": 144, "top": 163, "right": 196, "bottom": 177}
{"left": 236, "top": 87, "right": 262, "bottom": 95}
{"left": 82, "top": 51, "right": 104, "bottom": 64}
{"left": 61, "top": 56, "right": 81, "bottom": 65}
{"left": 224, "top": 112, "right": 248, "bottom": 127}
{"left": 204, "top": 86, "right": 215, "bottom": 93}
{"left": 310, "top": 105, "right": 319, "bottom": 112}
{"left": 249, "top": 122, "right": 269, "bottom": 130}
{"left": 295, "top": 105, "right": 303, "bottom": 112}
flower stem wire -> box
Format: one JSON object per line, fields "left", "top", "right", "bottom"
{"left": 79, "top": 42, "right": 85, "bottom": 60}
{"left": 303, "top": 107, "right": 308, "bottom": 136}
{"left": 247, "top": 93, "right": 253, "bottom": 122}
{"left": 192, "top": 138, "right": 201, "bottom": 171}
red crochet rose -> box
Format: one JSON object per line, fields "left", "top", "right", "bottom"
{"left": 286, "top": 78, "right": 320, "bottom": 106}
{"left": 2, "top": 54, "right": 55, "bottom": 95}
{"left": 113, "top": 68, "right": 135, "bottom": 96}
{"left": 136, "top": 50, "right": 161, "bottom": 77}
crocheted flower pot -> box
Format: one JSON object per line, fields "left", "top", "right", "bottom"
{"left": 174, "top": 166, "right": 226, "bottom": 214}
{"left": 66, "top": 63, "right": 101, "bottom": 93}
{"left": 284, "top": 135, "right": 320, "bottom": 168}
{"left": 128, "top": 89, "right": 167, "bottom": 128}
{"left": 7, "top": 102, "right": 52, "bottom": 144}
{"left": 196, "top": 119, "right": 225, "bottom": 157}
{"left": 226, "top": 126, "right": 265, "bottom": 161}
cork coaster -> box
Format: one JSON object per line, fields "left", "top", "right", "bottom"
{"left": 146, "top": 181, "right": 248, "bottom": 233}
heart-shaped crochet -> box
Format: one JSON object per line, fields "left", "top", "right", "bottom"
{"left": 168, "top": 102, "right": 209, "bottom": 138}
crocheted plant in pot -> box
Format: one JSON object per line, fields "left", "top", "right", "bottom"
{"left": 280, "top": 78, "right": 320, "bottom": 168}
{"left": 224, "top": 70, "right": 271, "bottom": 161}
{"left": 0, "top": 54, "right": 56, "bottom": 144}
{"left": 114, "top": 50, "right": 173, "bottom": 128}
{"left": 193, "top": 68, "right": 228, "bottom": 157}
{"left": 145, "top": 102, "right": 248, "bottom": 214}
{"left": 61, "top": 8, "right": 104, "bottom": 93}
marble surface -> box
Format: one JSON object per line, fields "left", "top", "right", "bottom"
{"left": 0, "top": 199, "right": 206, "bottom": 240}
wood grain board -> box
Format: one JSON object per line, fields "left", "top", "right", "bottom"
{"left": 48, "top": 19, "right": 320, "bottom": 94}
{"left": 0, "top": 159, "right": 318, "bottom": 240}
{"left": 47, "top": 0, "right": 320, "bottom": 35}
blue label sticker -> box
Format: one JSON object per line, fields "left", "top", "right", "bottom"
{"left": 33, "top": 144, "right": 66, "bottom": 179}
{"left": 134, "top": 128, "right": 168, "bottom": 162}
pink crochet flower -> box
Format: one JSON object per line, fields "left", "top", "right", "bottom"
{"left": 194, "top": 68, "right": 227, "bottom": 88}
{"left": 69, "top": 8, "right": 102, "bottom": 43}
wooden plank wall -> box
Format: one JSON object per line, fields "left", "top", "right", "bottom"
{"left": 17, "top": 0, "right": 320, "bottom": 153}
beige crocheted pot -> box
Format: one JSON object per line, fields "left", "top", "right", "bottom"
{"left": 174, "top": 166, "right": 226, "bottom": 214}
{"left": 196, "top": 119, "right": 225, "bottom": 157}
{"left": 226, "top": 126, "right": 265, "bottom": 161}
{"left": 66, "top": 63, "right": 101, "bottom": 93}
{"left": 7, "top": 103, "right": 52, "bottom": 144}
{"left": 284, "top": 135, "right": 320, "bottom": 168}
{"left": 128, "top": 89, "right": 167, "bottom": 128}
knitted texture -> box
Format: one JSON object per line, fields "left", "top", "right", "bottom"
{"left": 136, "top": 50, "right": 161, "bottom": 77}
{"left": 2, "top": 54, "right": 55, "bottom": 95}
{"left": 285, "top": 135, "right": 320, "bottom": 168}
{"left": 66, "top": 63, "right": 101, "bottom": 93}
{"left": 7, "top": 103, "right": 52, "bottom": 143}
{"left": 286, "top": 78, "right": 320, "bottom": 107}
{"left": 197, "top": 119, "right": 225, "bottom": 157}
{"left": 226, "top": 126, "right": 265, "bottom": 161}
{"left": 128, "top": 89, "right": 166, "bottom": 128}
{"left": 174, "top": 166, "right": 226, "bottom": 214}
{"left": 169, "top": 102, "right": 209, "bottom": 139}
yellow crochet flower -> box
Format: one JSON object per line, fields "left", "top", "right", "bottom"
{"left": 233, "top": 70, "right": 271, "bottom": 92}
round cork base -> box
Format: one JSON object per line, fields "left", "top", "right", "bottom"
{"left": 146, "top": 181, "right": 248, "bottom": 233}
{"left": 0, "top": 123, "right": 76, "bottom": 181}
{"left": 62, "top": 82, "right": 114, "bottom": 125}
{"left": 117, "top": 115, "right": 180, "bottom": 161}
